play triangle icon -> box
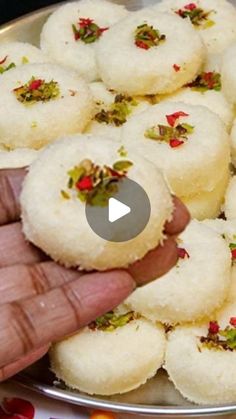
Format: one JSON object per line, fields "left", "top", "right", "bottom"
{"left": 108, "top": 197, "right": 131, "bottom": 223}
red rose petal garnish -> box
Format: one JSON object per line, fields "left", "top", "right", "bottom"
{"left": 135, "top": 40, "right": 149, "bottom": 50}
{"left": 98, "top": 27, "right": 109, "bottom": 34}
{"left": 173, "top": 64, "right": 180, "bottom": 72}
{"left": 166, "top": 111, "right": 189, "bottom": 127}
{"left": 203, "top": 72, "right": 214, "bottom": 89}
{"left": 184, "top": 3, "right": 197, "bottom": 10}
{"left": 230, "top": 317, "right": 236, "bottom": 327}
{"left": 208, "top": 321, "right": 220, "bottom": 334}
{"left": 109, "top": 168, "right": 124, "bottom": 178}
{"left": 2, "top": 398, "right": 35, "bottom": 419}
{"left": 28, "top": 79, "right": 43, "bottom": 91}
{"left": 231, "top": 249, "right": 236, "bottom": 259}
{"left": 79, "top": 17, "right": 94, "bottom": 27}
{"left": 169, "top": 139, "right": 184, "bottom": 148}
{"left": 76, "top": 175, "right": 93, "bottom": 191}
{"left": 177, "top": 247, "right": 190, "bottom": 258}
{"left": 0, "top": 56, "right": 7, "bottom": 65}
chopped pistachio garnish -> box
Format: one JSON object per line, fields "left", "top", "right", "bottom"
{"left": 62, "top": 158, "right": 133, "bottom": 206}
{"left": 72, "top": 17, "right": 109, "bottom": 44}
{"left": 200, "top": 320, "right": 236, "bottom": 351}
{"left": 118, "top": 145, "right": 128, "bottom": 157}
{"left": 94, "top": 94, "right": 138, "bottom": 126}
{"left": 186, "top": 71, "right": 221, "bottom": 92}
{"left": 31, "top": 121, "right": 38, "bottom": 128}
{"left": 176, "top": 3, "right": 215, "bottom": 29}
{"left": 61, "top": 190, "right": 70, "bottom": 200}
{"left": 145, "top": 122, "right": 194, "bottom": 147}
{"left": 13, "top": 77, "right": 60, "bottom": 104}
{"left": 21, "top": 56, "right": 29, "bottom": 64}
{"left": 89, "top": 311, "right": 140, "bottom": 332}
{"left": 134, "top": 23, "right": 166, "bottom": 50}
{"left": 0, "top": 56, "right": 16, "bottom": 74}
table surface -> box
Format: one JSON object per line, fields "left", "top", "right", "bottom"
{"left": 0, "top": 381, "right": 89, "bottom": 418}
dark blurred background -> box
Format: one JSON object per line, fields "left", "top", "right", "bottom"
{"left": 0, "top": 0, "right": 61, "bottom": 25}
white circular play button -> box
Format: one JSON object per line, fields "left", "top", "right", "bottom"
{"left": 85, "top": 178, "right": 151, "bottom": 242}
{"left": 108, "top": 198, "right": 131, "bottom": 223}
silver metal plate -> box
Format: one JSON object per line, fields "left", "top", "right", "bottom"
{"left": 1, "top": 1, "right": 236, "bottom": 416}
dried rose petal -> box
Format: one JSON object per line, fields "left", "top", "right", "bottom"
{"left": 76, "top": 175, "right": 93, "bottom": 191}
{"left": 231, "top": 249, "right": 236, "bottom": 259}
{"left": 169, "top": 139, "right": 184, "bottom": 148}
{"left": 184, "top": 3, "right": 197, "bottom": 10}
{"left": 135, "top": 40, "right": 149, "bottom": 50}
{"left": 28, "top": 79, "right": 43, "bottom": 91}
{"left": 2, "top": 398, "right": 35, "bottom": 419}
{"left": 230, "top": 317, "right": 236, "bottom": 327}
{"left": 177, "top": 247, "right": 190, "bottom": 258}
{"left": 79, "top": 17, "right": 94, "bottom": 27}
{"left": 173, "top": 64, "right": 180, "bottom": 72}
{"left": 166, "top": 111, "right": 189, "bottom": 127}
{"left": 208, "top": 321, "right": 220, "bottom": 334}
{"left": 0, "top": 56, "right": 7, "bottom": 65}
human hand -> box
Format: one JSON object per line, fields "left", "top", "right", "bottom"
{"left": 0, "top": 168, "right": 190, "bottom": 381}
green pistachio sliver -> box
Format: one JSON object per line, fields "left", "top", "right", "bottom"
{"left": 67, "top": 166, "right": 85, "bottom": 184}
{"left": 113, "top": 160, "right": 133, "bottom": 171}
{"left": 181, "top": 123, "right": 194, "bottom": 134}
{"left": 61, "top": 190, "right": 70, "bottom": 200}
{"left": 202, "top": 19, "right": 215, "bottom": 29}
{"left": 230, "top": 243, "right": 236, "bottom": 250}
{"left": 118, "top": 145, "right": 128, "bottom": 157}
{"left": 22, "top": 56, "right": 29, "bottom": 64}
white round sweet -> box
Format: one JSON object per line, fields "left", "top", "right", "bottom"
{"left": 202, "top": 218, "right": 236, "bottom": 246}
{"left": 125, "top": 220, "right": 231, "bottom": 324}
{"left": 165, "top": 283, "right": 236, "bottom": 404}
{"left": 110, "top": 369, "right": 189, "bottom": 406}
{"left": 0, "top": 148, "right": 40, "bottom": 169}
{"left": 222, "top": 43, "right": 236, "bottom": 104}
{"left": 230, "top": 118, "right": 236, "bottom": 167}
{"left": 40, "top": 0, "right": 128, "bottom": 82}
{"left": 181, "top": 169, "right": 230, "bottom": 220}
{"left": 162, "top": 86, "right": 233, "bottom": 131}
{"left": 224, "top": 176, "right": 236, "bottom": 220}
{"left": 96, "top": 9, "right": 205, "bottom": 95}
{"left": 86, "top": 82, "right": 152, "bottom": 141}
{"left": 154, "top": 0, "right": 236, "bottom": 54}
{"left": 50, "top": 315, "right": 166, "bottom": 395}
{"left": 0, "top": 42, "right": 48, "bottom": 73}
{"left": 21, "top": 135, "right": 173, "bottom": 271}
{"left": 0, "top": 63, "right": 93, "bottom": 150}
{"left": 122, "top": 102, "right": 230, "bottom": 197}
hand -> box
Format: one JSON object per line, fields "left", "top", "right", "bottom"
{"left": 0, "top": 168, "right": 190, "bottom": 381}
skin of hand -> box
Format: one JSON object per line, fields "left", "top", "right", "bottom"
{"left": 0, "top": 168, "right": 190, "bottom": 381}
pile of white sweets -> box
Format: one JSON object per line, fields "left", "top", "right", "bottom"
{"left": 1, "top": 0, "right": 236, "bottom": 405}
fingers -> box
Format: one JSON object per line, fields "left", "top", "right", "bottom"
{"left": 165, "top": 196, "right": 190, "bottom": 236}
{"left": 0, "top": 223, "right": 46, "bottom": 268}
{"left": 128, "top": 237, "right": 178, "bottom": 285}
{"left": 0, "top": 345, "right": 49, "bottom": 382}
{"left": 0, "top": 261, "right": 83, "bottom": 305}
{"left": 0, "top": 169, "right": 26, "bottom": 226}
{"left": 0, "top": 270, "right": 135, "bottom": 367}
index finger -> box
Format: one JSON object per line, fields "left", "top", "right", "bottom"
{"left": 0, "top": 270, "right": 135, "bottom": 367}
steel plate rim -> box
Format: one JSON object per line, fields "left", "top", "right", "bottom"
{"left": 12, "top": 374, "right": 236, "bottom": 417}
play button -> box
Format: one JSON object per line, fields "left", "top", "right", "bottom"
{"left": 109, "top": 198, "right": 131, "bottom": 223}
{"left": 85, "top": 177, "right": 151, "bottom": 242}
